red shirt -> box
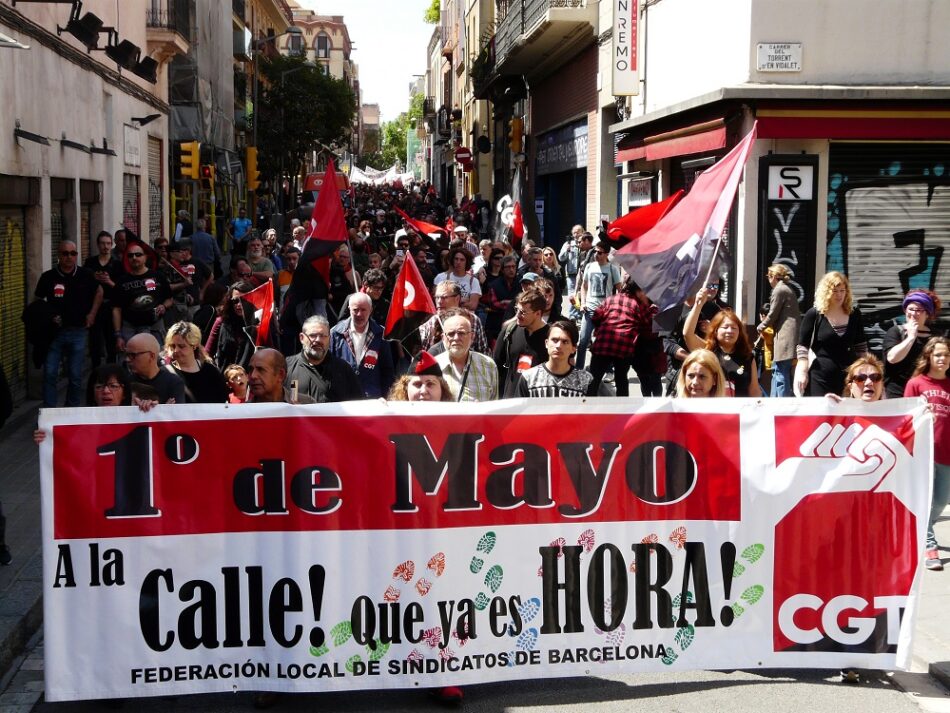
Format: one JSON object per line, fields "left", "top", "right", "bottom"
{"left": 904, "top": 373, "right": 950, "bottom": 464}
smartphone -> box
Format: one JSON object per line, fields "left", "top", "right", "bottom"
{"left": 396, "top": 249, "right": 405, "bottom": 257}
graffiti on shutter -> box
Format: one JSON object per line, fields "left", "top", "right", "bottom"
{"left": 122, "top": 173, "right": 140, "bottom": 236}
{"left": 148, "top": 137, "right": 163, "bottom": 240}
{"left": 0, "top": 209, "right": 27, "bottom": 402}
{"left": 829, "top": 144, "right": 950, "bottom": 350}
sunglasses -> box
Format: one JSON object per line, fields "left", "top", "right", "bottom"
{"left": 852, "top": 373, "right": 882, "bottom": 384}
{"left": 238, "top": 271, "right": 253, "bottom": 278}
{"left": 230, "top": 297, "right": 243, "bottom": 305}
{"left": 59, "top": 250, "right": 79, "bottom": 256}
{"left": 127, "top": 252, "right": 145, "bottom": 258}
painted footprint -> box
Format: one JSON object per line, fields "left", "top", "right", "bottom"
{"left": 312, "top": 552, "right": 445, "bottom": 670}
{"left": 661, "top": 543, "right": 767, "bottom": 665}
{"left": 469, "top": 531, "right": 505, "bottom": 610}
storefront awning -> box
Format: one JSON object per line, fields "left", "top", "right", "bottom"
{"left": 616, "top": 118, "right": 726, "bottom": 164}
{"left": 756, "top": 109, "right": 950, "bottom": 140}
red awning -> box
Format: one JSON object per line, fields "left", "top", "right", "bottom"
{"left": 757, "top": 115, "right": 950, "bottom": 140}
{"left": 615, "top": 118, "right": 727, "bottom": 164}
{"left": 644, "top": 120, "right": 726, "bottom": 161}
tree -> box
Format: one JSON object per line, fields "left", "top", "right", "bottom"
{"left": 362, "top": 94, "right": 425, "bottom": 171}
{"left": 252, "top": 55, "right": 355, "bottom": 198}
{"left": 424, "top": 0, "right": 440, "bottom": 23}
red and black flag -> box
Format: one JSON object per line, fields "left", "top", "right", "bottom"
{"left": 613, "top": 123, "right": 758, "bottom": 331}
{"left": 298, "top": 158, "right": 349, "bottom": 285}
{"left": 601, "top": 190, "right": 685, "bottom": 250}
{"left": 385, "top": 251, "right": 436, "bottom": 342}
{"left": 242, "top": 279, "right": 275, "bottom": 347}
{"left": 121, "top": 230, "right": 160, "bottom": 273}
{"left": 394, "top": 206, "right": 448, "bottom": 239}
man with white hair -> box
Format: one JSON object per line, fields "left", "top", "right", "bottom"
{"left": 329, "top": 292, "right": 394, "bottom": 398}
{"left": 435, "top": 308, "right": 498, "bottom": 401}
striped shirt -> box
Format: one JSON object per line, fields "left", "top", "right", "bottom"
{"left": 436, "top": 350, "right": 499, "bottom": 402}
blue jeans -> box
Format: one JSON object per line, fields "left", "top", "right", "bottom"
{"left": 565, "top": 275, "right": 580, "bottom": 319}
{"left": 771, "top": 359, "right": 794, "bottom": 398}
{"left": 927, "top": 462, "right": 950, "bottom": 551}
{"left": 44, "top": 327, "right": 88, "bottom": 407}
{"left": 576, "top": 310, "right": 595, "bottom": 370}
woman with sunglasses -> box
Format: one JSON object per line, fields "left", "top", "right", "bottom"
{"left": 205, "top": 282, "right": 259, "bottom": 370}
{"left": 163, "top": 322, "right": 229, "bottom": 403}
{"left": 905, "top": 337, "right": 950, "bottom": 571}
{"left": 795, "top": 272, "right": 867, "bottom": 397}
{"left": 884, "top": 289, "right": 943, "bottom": 399}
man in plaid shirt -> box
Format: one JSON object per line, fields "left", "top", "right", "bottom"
{"left": 434, "top": 309, "right": 498, "bottom": 401}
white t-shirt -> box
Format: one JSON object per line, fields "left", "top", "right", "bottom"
{"left": 434, "top": 271, "right": 482, "bottom": 301}
{"left": 582, "top": 261, "right": 619, "bottom": 311}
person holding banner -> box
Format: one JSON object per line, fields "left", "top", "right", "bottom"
{"left": 904, "top": 337, "right": 950, "bottom": 572}
{"left": 388, "top": 351, "right": 454, "bottom": 403}
{"left": 795, "top": 272, "right": 867, "bottom": 397}
{"left": 675, "top": 349, "right": 727, "bottom": 398}
{"left": 684, "top": 289, "right": 761, "bottom": 397}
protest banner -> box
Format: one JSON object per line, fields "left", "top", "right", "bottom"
{"left": 38, "top": 397, "right": 931, "bottom": 701}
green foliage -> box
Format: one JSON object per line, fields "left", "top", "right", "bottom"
{"left": 424, "top": 0, "right": 440, "bottom": 24}
{"left": 362, "top": 94, "right": 426, "bottom": 170}
{"left": 252, "top": 55, "right": 356, "bottom": 183}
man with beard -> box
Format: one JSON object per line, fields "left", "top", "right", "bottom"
{"left": 113, "top": 242, "right": 173, "bottom": 348}
{"left": 285, "top": 315, "right": 363, "bottom": 403}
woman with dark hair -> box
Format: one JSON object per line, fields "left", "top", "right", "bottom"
{"left": 84, "top": 363, "right": 133, "bottom": 407}
{"left": 192, "top": 281, "right": 227, "bottom": 344}
{"left": 905, "top": 336, "right": 950, "bottom": 571}
{"left": 684, "top": 288, "right": 762, "bottom": 397}
{"left": 205, "top": 281, "right": 258, "bottom": 370}
{"left": 884, "top": 289, "right": 943, "bottom": 399}
{"left": 433, "top": 246, "right": 481, "bottom": 311}
{"left": 794, "top": 271, "right": 867, "bottom": 396}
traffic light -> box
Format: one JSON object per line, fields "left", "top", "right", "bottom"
{"left": 179, "top": 141, "right": 201, "bottom": 180}
{"left": 246, "top": 146, "right": 260, "bottom": 192}
{"left": 508, "top": 118, "right": 524, "bottom": 154}
{"left": 199, "top": 164, "right": 215, "bottom": 191}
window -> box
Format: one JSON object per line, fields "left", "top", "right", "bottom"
{"left": 316, "top": 32, "right": 330, "bottom": 58}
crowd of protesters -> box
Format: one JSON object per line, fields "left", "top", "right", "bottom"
{"left": 19, "top": 179, "right": 950, "bottom": 696}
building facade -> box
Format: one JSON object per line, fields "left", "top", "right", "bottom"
{"left": 610, "top": 0, "right": 950, "bottom": 339}
{"left": 0, "top": 0, "right": 187, "bottom": 400}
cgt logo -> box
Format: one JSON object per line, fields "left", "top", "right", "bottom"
{"left": 778, "top": 594, "right": 907, "bottom": 649}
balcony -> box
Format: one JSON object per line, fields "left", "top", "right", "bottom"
{"left": 495, "top": 0, "right": 596, "bottom": 76}
{"left": 146, "top": 0, "right": 191, "bottom": 62}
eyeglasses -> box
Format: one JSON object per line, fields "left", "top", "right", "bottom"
{"left": 302, "top": 332, "right": 327, "bottom": 342}
{"left": 435, "top": 294, "right": 458, "bottom": 302}
{"left": 59, "top": 250, "right": 78, "bottom": 256}
{"left": 238, "top": 271, "right": 253, "bottom": 278}
{"left": 229, "top": 297, "right": 244, "bottom": 305}
{"left": 906, "top": 306, "right": 927, "bottom": 315}
{"left": 127, "top": 252, "right": 145, "bottom": 258}
{"left": 94, "top": 382, "right": 123, "bottom": 391}
{"left": 444, "top": 330, "right": 471, "bottom": 339}
{"left": 852, "top": 373, "right": 883, "bottom": 384}
{"left": 124, "top": 351, "right": 150, "bottom": 360}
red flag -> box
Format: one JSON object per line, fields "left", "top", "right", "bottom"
{"left": 242, "top": 279, "right": 275, "bottom": 347}
{"left": 300, "top": 159, "right": 348, "bottom": 261}
{"left": 394, "top": 206, "right": 448, "bottom": 237}
{"left": 603, "top": 190, "right": 685, "bottom": 249}
{"left": 385, "top": 253, "right": 436, "bottom": 341}
{"left": 511, "top": 200, "right": 524, "bottom": 240}
{"left": 613, "top": 122, "right": 758, "bottom": 331}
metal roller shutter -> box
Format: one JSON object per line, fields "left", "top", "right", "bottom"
{"left": 828, "top": 143, "right": 950, "bottom": 350}
{"left": 148, "top": 137, "right": 163, "bottom": 241}
{"left": 122, "top": 173, "right": 141, "bottom": 236}
{"left": 0, "top": 208, "right": 28, "bottom": 402}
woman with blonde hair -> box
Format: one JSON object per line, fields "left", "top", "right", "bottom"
{"left": 794, "top": 271, "right": 867, "bottom": 396}
{"left": 758, "top": 264, "right": 802, "bottom": 397}
{"left": 676, "top": 349, "right": 727, "bottom": 398}
{"left": 164, "top": 321, "right": 229, "bottom": 403}
{"left": 541, "top": 246, "right": 565, "bottom": 298}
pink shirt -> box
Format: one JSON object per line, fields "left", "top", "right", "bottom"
{"left": 905, "top": 373, "right": 950, "bottom": 464}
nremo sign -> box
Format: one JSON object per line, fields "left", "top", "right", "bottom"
{"left": 613, "top": 0, "right": 639, "bottom": 96}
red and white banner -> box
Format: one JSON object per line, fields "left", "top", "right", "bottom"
{"left": 39, "top": 398, "right": 932, "bottom": 701}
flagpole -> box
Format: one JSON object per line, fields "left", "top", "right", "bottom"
{"left": 700, "top": 233, "right": 725, "bottom": 288}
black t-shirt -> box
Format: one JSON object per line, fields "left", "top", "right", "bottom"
{"left": 82, "top": 255, "right": 124, "bottom": 302}
{"left": 882, "top": 324, "right": 941, "bottom": 399}
{"left": 495, "top": 323, "right": 550, "bottom": 398}
{"left": 35, "top": 266, "right": 100, "bottom": 328}
{"left": 177, "top": 258, "right": 212, "bottom": 304}
{"left": 170, "top": 362, "right": 229, "bottom": 403}
{"left": 114, "top": 269, "right": 172, "bottom": 327}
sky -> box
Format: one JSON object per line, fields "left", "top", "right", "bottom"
{"left": 296, "top": 0, "right": 435, "bottom": 123}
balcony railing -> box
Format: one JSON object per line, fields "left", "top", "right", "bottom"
{"left": 495, "top": 0, "right": 593, "bottom": 72}
{"left": 146, "top": 0, "right": 192, "bottom": 41}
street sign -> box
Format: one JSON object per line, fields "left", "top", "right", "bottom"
{"left": 768, "top": 165, "right": 814, "bottom": 200}
{"left": 454, "top": 147, "right": 472, "bottom": 164}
